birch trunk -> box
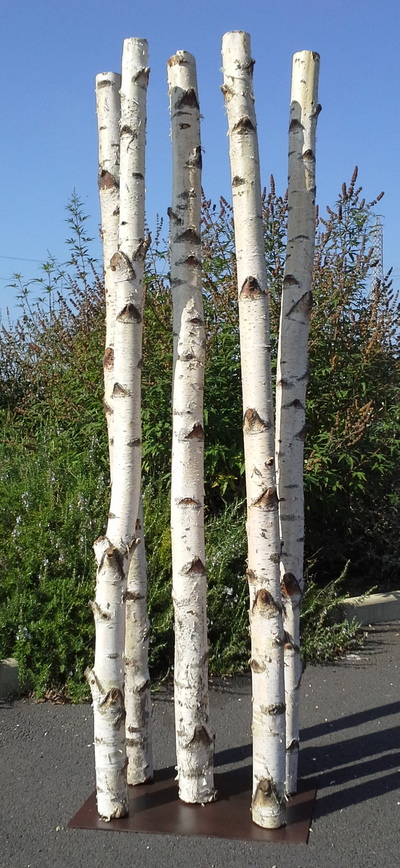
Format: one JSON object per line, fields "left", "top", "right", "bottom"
{"left": 275, "top": 51, "right": 320, "bottom": 796}
{"left": 118, "top": 38, "right": 153, "bottom": 788}
{"left": 168, "top": 50, "right": 215, "bottom": 805}
{"left": 86, "top": 38, "right": 150, "bottom": 820}
{"left": 125, "top": 497, "right": 153, "bottom": 784}
{"left": 222, "top": 31, "right": 286, "bottom": 829}
{"left": 95, "top": 71, "right": 121, "bottom": 473}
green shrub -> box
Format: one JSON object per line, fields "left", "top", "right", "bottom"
{"left": 300, "top": 564, "right": 362, "bottom": 663}
{"left": 0, "top": 427, "right": 108, "bottom": 700}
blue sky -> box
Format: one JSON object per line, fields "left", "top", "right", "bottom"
{"left": 1, "top": 0, "right": 399, "bottom": 319}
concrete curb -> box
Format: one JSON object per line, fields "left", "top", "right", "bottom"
{"left": 341, "top": 590, "right": 400, "bottom": 625}
{"left": 0, "top": 657, "right": 19, "bottom": 699}
{"left": 1, "top": 592, "right": 399, "bottom": 697}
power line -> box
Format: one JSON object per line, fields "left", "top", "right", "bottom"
{"left": 0, "top": 255, "right": 44, "bottom": 263}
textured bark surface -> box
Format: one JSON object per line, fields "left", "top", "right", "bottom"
{"left": 125, "top": 497, "right": 153, "bottom": 784}
{"left": 118, "top": 39, "right": 153, "bottom": 790}
{"left": 222, "top": 31, "right": 286, "bottom": 829}
{"left": 86, "top": 538, "right": 129, "bottom": 820}
{"left": 168, "top": 50, "right": 215, "bottom": 805}
{"left": 87, "top": 38, "right": 150, "bottom": 820}
{"left": 275, "top": 51, "right": 320, "bottom": 795}
{"left": 95, "top": 71, "right": 121, "bottom": 474}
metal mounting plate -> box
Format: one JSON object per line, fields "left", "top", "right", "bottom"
{"left": 69, "top": 765, "right": 316, "bottom": 843}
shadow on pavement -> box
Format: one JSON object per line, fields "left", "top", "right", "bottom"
{"left": 214, "top": 699, "right": 400, "bottom": 819}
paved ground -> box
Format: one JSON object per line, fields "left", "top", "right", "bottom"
{"left": 1, "top": 623, "right": 399, "bottom": 868}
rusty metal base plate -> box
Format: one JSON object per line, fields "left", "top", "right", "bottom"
{"left": 69, "top": 766, "right": 316, "bottom": 843}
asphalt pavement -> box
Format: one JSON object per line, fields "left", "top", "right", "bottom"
{"left": 1, "top": 622, "right": 399, "bottom": 868}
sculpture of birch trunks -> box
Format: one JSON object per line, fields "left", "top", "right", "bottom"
{"left": 222, "top": 30, "right": 286, "bottom": 829}
{"left": 85, "top": 37, "right": 150, "bottom": 821}
{"left": 275, "top": 51, "right": 320, "bottom": 796}
{"left": 168, "top": 50, "right": 215, "bottom": 805}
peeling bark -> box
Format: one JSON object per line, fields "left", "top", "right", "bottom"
{"left": 125, "top": 498, "right": 153, "bottom": 784}
{"left": 222, "top": 30, "right": 286, "bottom": 829}
{"left": 168, "top": 50, "right": 215, "bottom": 805}
{"left": 118, "top": 38, "right": 153, "bottom": 791}
{"left": 275, "top": 50, "right": 320, "bottom": 795}
{"left": 88, "top": 38, "right": 150, "bottom": 820}
{"left": 95, "top": 71, "right": 121, "bottom": 474}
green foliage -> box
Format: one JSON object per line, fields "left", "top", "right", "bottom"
{"left": 205, "top": 500, "right": 249, "bottom": 673}
{"left": 0, "top": 175, "right": 397, "bottom": 698}
{"left": 0, "top": 426, "right": 107, "bottom": 701}
{"left": 141, "top": 225, "right": 174, "bottom": 482}
{"left": 304, "top": 172, "right": 400, "bottom": 591}
{"left": 300, "top": 563, "right": 361, "bottom": 662}
{"left": 143, "top": 484, "right": 174, "bottom": 674}
{"left": 0, "top": 196, "right": 107, "bottom": 700}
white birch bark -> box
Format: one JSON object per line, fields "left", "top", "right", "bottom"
{"left": 95, "top": 63, "right": 152, "bottom": 789}
{"left": 125, "top": 498, "right": 153, "bottom": 784}
{"left": 86, "top": 38, "right": 150, "bottom": 820}
{"left": 168, "top": 50, "right": 215, "bottom": 805}
{"left": 95, "top": 71, "right": 121, "bottom": 473}
{"left": 222, "top": 31, "right": 286, "bottom": 829}
{"left": 275, "top": 51, "right": 320, "bottom": 795}
{"left": 118, "top": 38, "right": 153, "bottom": 788}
